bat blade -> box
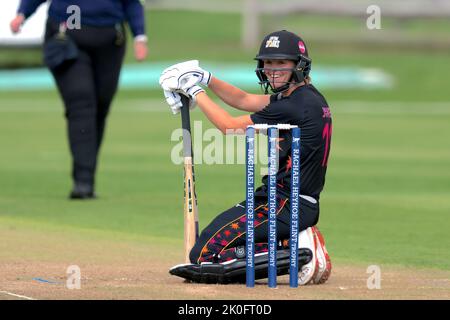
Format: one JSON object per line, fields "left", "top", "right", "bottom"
{"left": 183, "top": 156, "right": 199, "bottom": 263}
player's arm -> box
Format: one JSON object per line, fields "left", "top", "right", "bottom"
{"left": 10, "top": 0, "right": 47, "bottom": 33}
{"left": 159, "top": 61, "right": 270, "bottom": 113}
{"left": 196, "top": 92, "right": 254, "bottom": 134}
{"left": 208, "top": 76, "right": 270, "bottom": 113}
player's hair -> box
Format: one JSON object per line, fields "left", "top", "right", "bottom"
{"left": 304, "top": 76, "right": 312, "bottom": 84}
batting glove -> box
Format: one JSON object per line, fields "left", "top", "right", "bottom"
{"left": 184, "top": 85, "right": 205, "bottom": 100}
{"left": 159, "top": 60, "right": 212, "bottom": 92}
{"left": 163, "top": 89, "right": 200, "bottom": 115}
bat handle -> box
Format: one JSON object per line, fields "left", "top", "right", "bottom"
{"left": 180, "top": 94, "right": 193, "bottom": 158}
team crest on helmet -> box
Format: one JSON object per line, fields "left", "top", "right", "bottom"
{"left": 265, "top": 36, "right": 280, "bottom": 48}
{"left": 298, "top": 41, "right": 306, "bottom": 53}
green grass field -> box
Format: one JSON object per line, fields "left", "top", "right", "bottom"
{"left": 1, "top": 92, "right": 449, "bottom": 271}
{"left": 0, "top": 9, "right": 449, "bottom": 299}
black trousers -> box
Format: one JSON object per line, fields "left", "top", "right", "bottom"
{"left": 189, "top": 193, "right": 319, "bottom": 264}
{"left": 44, "top": 19, "right": 126, "bottom": 186}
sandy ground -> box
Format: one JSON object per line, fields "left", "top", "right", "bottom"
{"left": 0, "top": 223, "right": 449, "bottom": 300}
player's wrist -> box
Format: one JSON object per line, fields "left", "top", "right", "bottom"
{"left": 186, "top": 85, "right": 204, "bottom": 99}
{"left": 134, "top": 34, "right": 148, "bottom": 43}
{"left": 200, "top": 69, "right": 212, "bottom": 87}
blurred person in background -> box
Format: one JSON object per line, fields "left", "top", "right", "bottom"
{"left": 10, "top": 0, "right": 148, "bottom": 199}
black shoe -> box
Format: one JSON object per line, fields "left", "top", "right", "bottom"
{"left": 69, "top": 182, "right": 96, "bottom": 200}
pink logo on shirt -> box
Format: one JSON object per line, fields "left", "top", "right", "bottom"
{"left": 322, "top": 107, "right": 331, "bottom": 118}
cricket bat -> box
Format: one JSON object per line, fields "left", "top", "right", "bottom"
{"left": 180, "top": 94, "right": 199, "bottom": 263}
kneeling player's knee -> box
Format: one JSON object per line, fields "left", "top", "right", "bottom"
{"left": 189, "top": 241, "right": 210, "bottom": 264}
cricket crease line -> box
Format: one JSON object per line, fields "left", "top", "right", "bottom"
{"left": 0, "top": 290, "right": 37, "bottom": 300}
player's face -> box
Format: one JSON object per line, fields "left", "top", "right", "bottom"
{"left": 263, "top": 59, "right": 295, "bottom": 89}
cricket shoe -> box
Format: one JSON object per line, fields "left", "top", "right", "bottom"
{"left": 311, "top": 226, "right": 332, "bottom": 284}
{"left": 69, "top": 182, "right": 96, "bottom": 200}
{"left": 297, "top": 227, "right": 319, "bottom": 285}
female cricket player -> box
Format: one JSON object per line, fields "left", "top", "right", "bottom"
{"left": 161, "top": 30, "right": 332, "bottom": 285}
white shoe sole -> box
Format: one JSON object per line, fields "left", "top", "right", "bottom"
{"left": 298, "top": 227, "right": 317, "bottom": 285}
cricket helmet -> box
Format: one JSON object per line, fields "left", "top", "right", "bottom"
{"left": 255, "top": 30, "right": 312, "bottom": 93}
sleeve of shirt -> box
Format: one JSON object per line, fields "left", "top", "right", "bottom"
{"left": 17, "top": 0, "right": 47, "bottom": 19}
{"left": 121, "top": 0, "right": 146, "bottom": 37}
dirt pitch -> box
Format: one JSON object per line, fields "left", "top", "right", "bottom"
{"left": 0, "top": 223, "right": 449, "bottom": 300}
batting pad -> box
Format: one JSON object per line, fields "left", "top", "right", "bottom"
{"left": 168, "top": 248, "right": 312, "bottom": 284}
